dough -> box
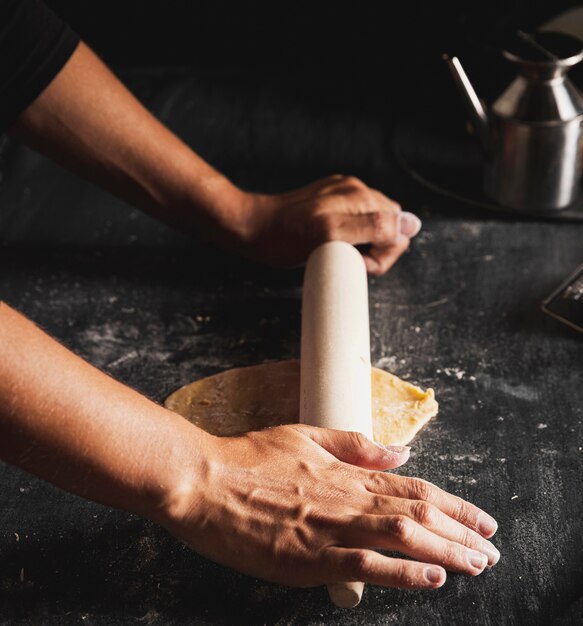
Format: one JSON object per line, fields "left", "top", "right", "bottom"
{"left": 165, "top": 360, "right": 437, "bottom": 446}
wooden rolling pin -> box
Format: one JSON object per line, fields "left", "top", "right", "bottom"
{"left": 300, "top": 240, "right": 372, "bottom": 608}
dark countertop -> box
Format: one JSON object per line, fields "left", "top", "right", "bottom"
{"left": 0, "top": 68, "right": 582, "bottom": 626}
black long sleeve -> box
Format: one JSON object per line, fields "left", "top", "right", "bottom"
{"left": 0, "top": 0, "right": 79, "bottom": 130}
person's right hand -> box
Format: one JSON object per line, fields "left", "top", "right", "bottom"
{"left": 240, "top": 175, "right": 422, "bottom": 275}
{"left": 159, "top": 424, "right": 499, "bottom": 590}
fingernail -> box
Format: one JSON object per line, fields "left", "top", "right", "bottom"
{"left": 477, "top": 512, "right": 498, "bottom": 537}
{"left": 482, "top": 544, "right": 501, "bottom": 567}
{"left": 424, "top": 567, "right": 445, "bottom": 585}
{"left": 469, "top": 551, "right": 488, "bottom": 570}
{"left": 375, "top": 442, "right": 411, "bottom": 455}
{"left": 399, "top": 212, "right": 422, "bottom": 237}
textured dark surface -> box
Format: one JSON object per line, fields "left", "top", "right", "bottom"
{"left": 0, "top": 67, "right": 582, "bottom": 625}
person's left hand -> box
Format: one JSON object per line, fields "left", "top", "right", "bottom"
{"left": 240, "top": 175, "right": 421, "bottom": 276}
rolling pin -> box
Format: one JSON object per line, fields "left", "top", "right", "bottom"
{"left": 300, "top": 240, "right": 373, "bottom": 608}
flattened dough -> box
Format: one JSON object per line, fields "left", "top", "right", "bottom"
{"left": 165, "top": 360, "right": 437, "bottom": 446}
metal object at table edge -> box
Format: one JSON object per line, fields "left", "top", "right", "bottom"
{"left": 542, "top": 262, "right": 583, "bottom": 333}
{"left": 444, "top": 30, "right": 583, "bottom": 213}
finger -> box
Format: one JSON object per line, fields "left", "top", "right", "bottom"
{"left": 326, "top": 211, "right": 400, "bottom": 247}
{"left": 332, "top": 208, "right": 420, "bottom": 246}
{"left": 369, "top": 189, "right": 403, "bottom": 215}
{"left": 292, "top": 425, "right": 410, "bottom": 470}
{"left": 368, "top": 496, "right": 500, "bottom": 566}
{"left": 323, "top": 546, "right": 446, "bottom": 590}
{"left": 365, "top": 473, "right": 498, "bottom": 538}
{"left": 323, "top": 211, "right": 398, "bottom": 245}
{"left": 363, "top": 235, "right": 410, "bottom": 276}
{"left": 322, "top": 175, "right": 371, "bottom": 204}
{"left": 367, "top": 191, "right": 421, "bottom": 239}
{"left": 331, "top": 185, "right": 402, "bottom": 217}
{"left": 344, "top": 514, "right": 488, "bottom": 576}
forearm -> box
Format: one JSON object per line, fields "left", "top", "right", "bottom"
{"left": 0, "top": 301, "right": 205, "bottom": 522}
{"left": 10, "top": 42, "right": 253, "bottom": 250}
{"left": 8, "top": 41, "right": 420, "bottom": 273}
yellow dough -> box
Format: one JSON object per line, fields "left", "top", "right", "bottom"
{"left": 165, "top": 360, "right": 437, "bottom": 446}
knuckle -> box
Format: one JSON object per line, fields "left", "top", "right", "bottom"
{"left": 386, "top": 515, "right": 415, "bottom": 544}
{"left": 443, "top": 541, "right": 462, "bottom": 565}
{"left": 459, "top": 526, "right": 476, "bottom": 548}
{"left": 342, "top": 175, "right": 367, "bottom": 190}
{"left": 369, "top": 494, "right": 386, "bottom": 513}
{"left": 348, "top": 435, "right": 376, "bottom": 468}
{"left": 312, "top": 212, "right": 336, "bottom": 240}
{"left": 347, "top": 431, "right": 370, "bottom": 457}
{"left": 453, "top": 497, "right": 472, "bottom": 524}
{"left": 409, "top": 478, "right": 434, "bottom": 502}
{"left": 346, "top": 549, "right": 372, "bottom": 578}
{"left": 371, "top": 211, "right": 391, "bottom": 240}
{"left": 378, "top": 211, "right": 400, "bottom": 242}
{"left": 391, "top": 560, "right": 410, "bottom": 585}
{"left": 367, "top": 470, "right": 390, "bottom": 493}
{"left": 411, "top": 501, "right": 434, "bottom": 526}
{"left": 287, "top": 423, "right": 313, "bottom": 438}
{"left": 357, "top": 189, "right": 376, "bottom": 211}
{"left": 348, "top": 430, "right": 368, "bottom": 445}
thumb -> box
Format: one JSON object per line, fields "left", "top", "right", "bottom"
{"left": 296, "top": 425, "right": 410, "bottom": 470}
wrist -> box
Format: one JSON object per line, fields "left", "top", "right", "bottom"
{"left": 233, "top": 192, "right": 278, "bottom": 252}
{"left": 170, "top": 176, "right": 263, "bottom": 252}
{"left": 142, "top": 417, "right": 215, "bottom": 530}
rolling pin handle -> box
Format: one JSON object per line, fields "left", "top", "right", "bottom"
{"left": 327, "top": 581, "right": 365, "bottom": 609}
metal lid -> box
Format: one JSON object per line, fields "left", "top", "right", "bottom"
{"left": 492, "top": 30, "right": 583, "bottom": 122}
{"left": 503, "top": 31, "right": 583, "bottom": 76}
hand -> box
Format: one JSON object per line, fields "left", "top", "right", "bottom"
{"left": 160, "top": 424, "right": 499, "bottom": 590}
{"left": 242, "top": 175, "right": 422, "bottom": 276}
